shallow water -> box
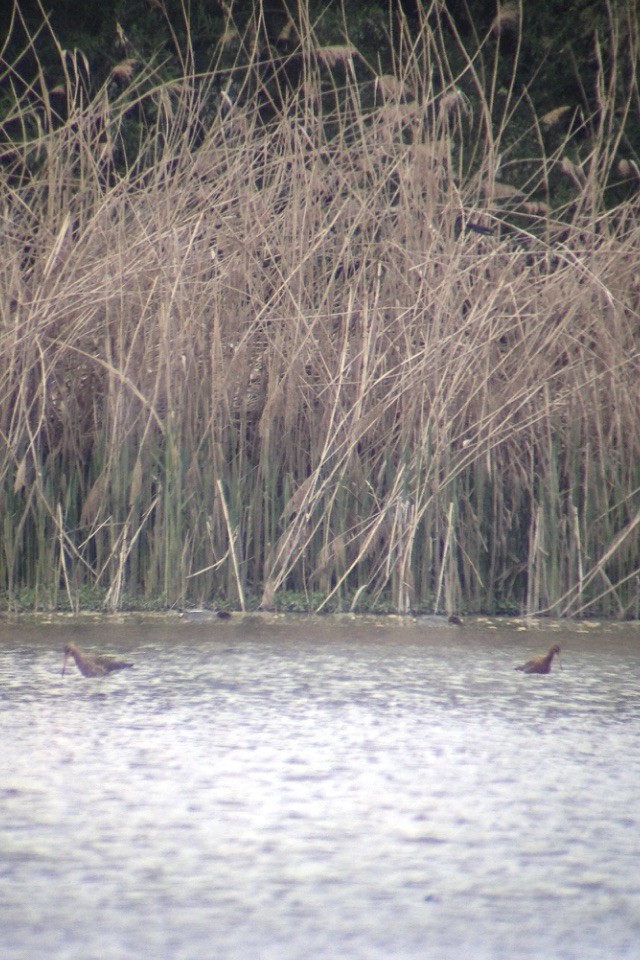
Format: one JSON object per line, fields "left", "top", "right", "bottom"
{"left": 1, "top": 614, "right": 639, "bottom": 960}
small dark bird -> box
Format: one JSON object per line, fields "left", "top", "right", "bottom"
{"left": 62, "top": 643, "right": 134, "bottom": 678}
{"left": 515, "top": 643, "right": 561, "bottom": 674}
{"left": 465, "top": 220, "right": 494, "bottom": 236}
{"left": 455, "top": 214, "right": 495, "bottom": 237}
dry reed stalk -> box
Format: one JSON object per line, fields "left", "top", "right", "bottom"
{"left": 216, "top": 478, "right": 246, "bottom": 612}
{"left": 0, "top": 2, "right": 639, "bottom": 614}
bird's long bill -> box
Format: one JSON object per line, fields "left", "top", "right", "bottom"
{"left": 61, "top": 651, "right": 70, "bottom": 676}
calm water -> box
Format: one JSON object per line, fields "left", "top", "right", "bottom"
{"left": 1, "top": 614, "right": 639, "bottom": 960}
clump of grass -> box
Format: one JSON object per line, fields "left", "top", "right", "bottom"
{"left": 0, "top": 2, "right": 639, "bottom": 617}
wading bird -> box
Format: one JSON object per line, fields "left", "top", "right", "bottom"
{"left": 62, "top": 643, "right": 134, "bottom": 678}
{"left": 515, "top": 644, "right": 561, "bottom": 674}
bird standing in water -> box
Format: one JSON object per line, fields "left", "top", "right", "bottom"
{"left": 515, "top": 644, "right": 561, "bottom": 674}
{"left": 62, "top": 643, "right": 134, "bottom": 678}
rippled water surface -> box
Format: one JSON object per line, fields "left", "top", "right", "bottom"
{"left": 1, "top": 614, "right": 640, "bottom": 959}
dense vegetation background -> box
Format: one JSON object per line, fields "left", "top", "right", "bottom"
{"left": 1, "top": 0, "right": 639, "bottom": 615}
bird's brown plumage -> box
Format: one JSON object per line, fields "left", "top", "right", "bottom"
{"left": 62, "top": 643, "right": 133, "bottom": 678}
{"left": 515, "top": 644, "right": 561, "bottom": 674}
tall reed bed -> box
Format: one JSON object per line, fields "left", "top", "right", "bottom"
{"left": 1, "top": 3, "right": 639, "bottom": 615}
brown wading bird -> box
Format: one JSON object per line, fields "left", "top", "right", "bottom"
{"left": 515, "top": 644, "right": 561, "bottom": 674}
{"left": 62, "top": 643, "right": 134, "bottom": 678}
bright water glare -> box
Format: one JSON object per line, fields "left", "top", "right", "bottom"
{"left": 1, "top": 614, "right": 640, "bottom": 960}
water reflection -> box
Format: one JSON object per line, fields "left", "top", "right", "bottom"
{"left": 1, "top": 615, "right": 639, "bottom": 960}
